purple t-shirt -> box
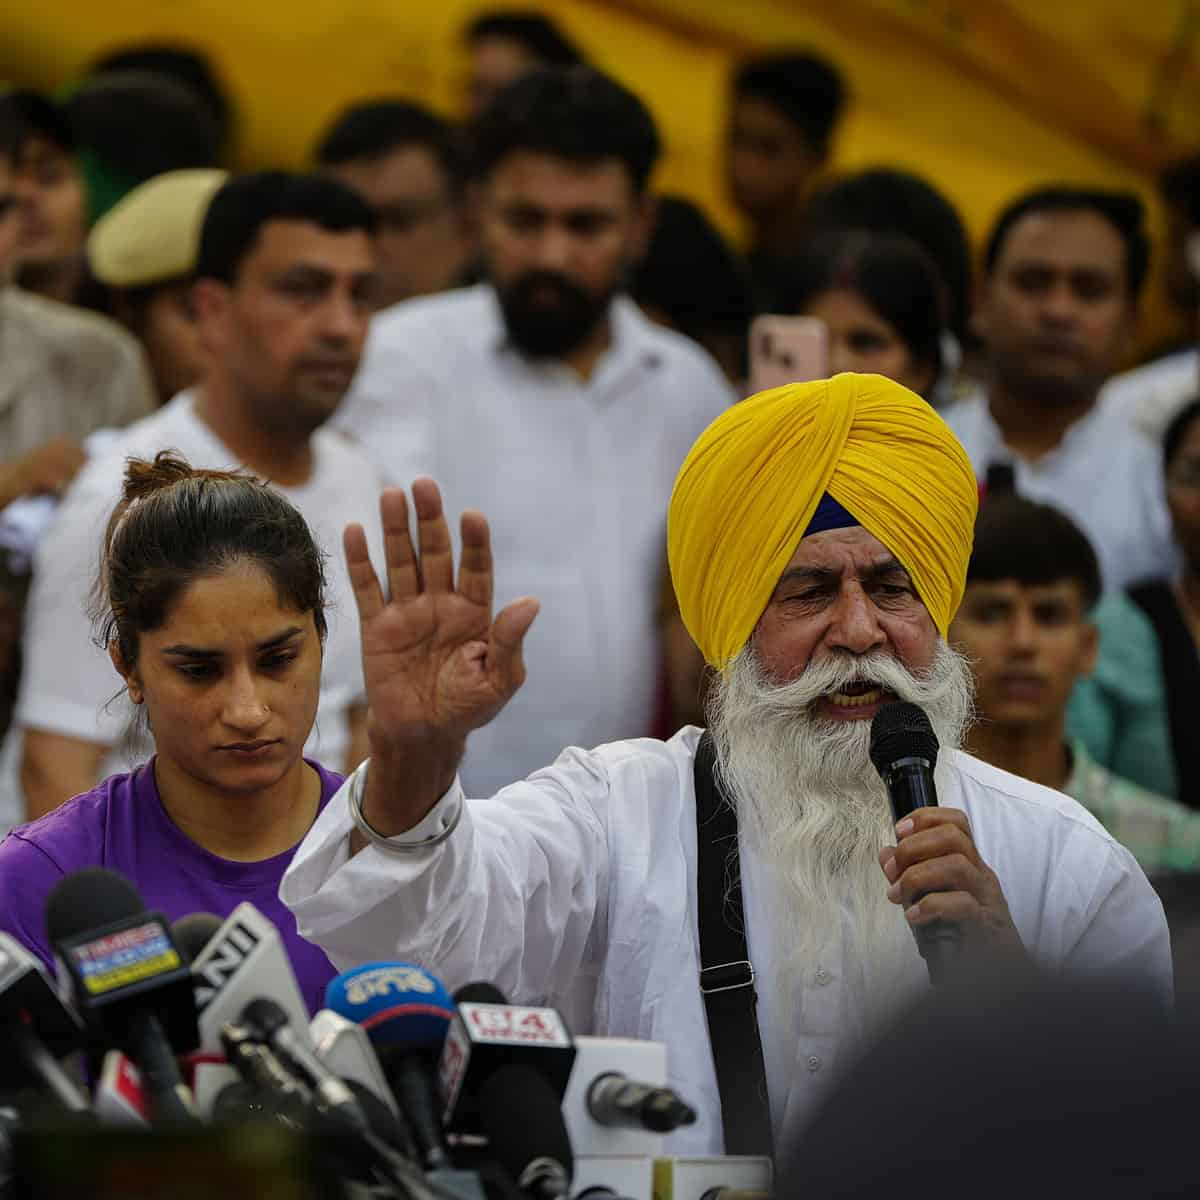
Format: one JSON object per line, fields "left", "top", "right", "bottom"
{"left": 0, "top": 758, "right": 342, "bottom": 1015}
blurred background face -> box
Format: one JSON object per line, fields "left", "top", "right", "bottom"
{"left": 950, "top": 578, "right": 1095, "bottom": 729}
{"left": 978, "top": 209, "right": 1133, "bottom": 405}
{"left": 12, "top": 132, "right": 87, "bottom": 274}
{"left": 0, "top": 156, "right": 21, "bottom": 275}
{"left": 467, "top": 35, "right": 538, "bottom": 118}
{"left": 325, "top": 146, "right": 469, "bottom": 310}
{"left": 1167, "top": 417, "right": 1200, "bottom": 571}
{"left": 482, "top": 150, "right": 648, "bottom": 358}
{"left": 194, "top": 219, "right": 376, "bottom": 436}
{"left": 1163, "top": 201, "right": 1200, "bottom": 313}
{"left": 726, "top": 94, "right": 817, "bottom": 228}
{"left": 118, "top": 280, "right": 208, "bottom": 403}
{"left": 802, "top": 286, "right": 934, "bottom": 397}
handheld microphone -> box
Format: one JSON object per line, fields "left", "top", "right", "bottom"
{"left": 223, "top": 1015, "right": 453, "bottom": 1200}
{"left": 239, "top": 996, "right": 368, "bottom": 1133}
{"left": 324, "top": 962, "right": 455, "bottom": 1170}
{"left": 0, "top": 933, "right": 89, "bottom": 1113}
{"left": 221, "top": 1019, "right": 312, "bottom": 1107}
{"left": 869, "top": 702, "right": 959, "bottom": 985}
{"left": 441, "top": 982, "right": 576, "bottom": 1200}
{"left": 45, "top": 868, "right": 199, "bottom": 1125}
{"left": 171, "top": 911, "right": 239, "bottom": 1110}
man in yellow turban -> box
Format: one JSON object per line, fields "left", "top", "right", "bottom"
{"left": 282, "top": 373, "right": 1171, "bottom": 1162}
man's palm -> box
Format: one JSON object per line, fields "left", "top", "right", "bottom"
{"left": 346, "top": 481, "right": 538, "bottom": 751}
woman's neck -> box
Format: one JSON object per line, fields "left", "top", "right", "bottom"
{"left": 153, "top": 755, "right": 321, "bottom": 862}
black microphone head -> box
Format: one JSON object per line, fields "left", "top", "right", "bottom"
{"left": 869, "top": 701, "right": 939, "bottom": 777}
{"left": 45, "top": 867, "right": 144, "bottom": 946}
{"left": 171, "top": 913, "right": 223, "bottom": 965}
{"left": 45, "top": 868, "right": 200, "bottom": 1057}
{"left": 241, "top": 996, "right": 290, "bottom": 1037}
{"left": 478, "top": 1061, "right": 573, "bottom": 1187}
{"left": 453, "top": 981, "right": 507, "bottom": 1005}
{"left": 343, "top": 1078, "right": 411, "bottom": 1156}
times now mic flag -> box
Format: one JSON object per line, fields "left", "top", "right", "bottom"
{"left": 439, "top": 1001, "right": 575, "bottom": 1128}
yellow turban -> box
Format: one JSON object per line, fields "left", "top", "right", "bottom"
{"left": 667, "top": 373, "right": 978, "bottom": 668}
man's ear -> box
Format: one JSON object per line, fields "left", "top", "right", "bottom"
{"left": 108, "top": 641, "right": 143, "bottom": 705}
{"left": 1078, "top": 619, "right": 1100, "bottom": 679}
{"left": 1115, "top": 298, "right": 1140, "bottom": 362}
{"left": 191, "top": 277, "right": 231, "bottom": 353}
{"left": 627, "top": 191, "right": 659, "bottom": 266}
{"left": 970, "top": 274, "right": 993, "bottom": 344}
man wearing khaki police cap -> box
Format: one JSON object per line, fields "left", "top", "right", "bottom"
{"left": 284, "top": 372, "right": 1171, "bottom": 1155}
{"left": 87, "top": 168, "right": 227, "bottom": 403}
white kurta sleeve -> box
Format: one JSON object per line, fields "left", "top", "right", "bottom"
{"left": 1061, "top": 841, "right": 1173, "bottom": 1004}
{"left": 282, "top": 748, "right": 613, "bottom": 1005}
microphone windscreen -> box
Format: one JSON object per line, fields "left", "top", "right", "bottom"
{"left": 172, "top": 913, "right": 223, "bottom": 964}
{"left": 869, "top": 701, "right": 939, "bottom": 775}
{"left": 241, "top": 996, "right": 290, "bottom": 1038}
{"left": 478, "top": 1061, "right": 574, "bottom": 1177}
{"left": 45, "top": 867, "right": 144, "bottom": 945}
{"left": 453, "top": 980, "right": 507, "bottom": 1005}
{"left": 325, "top": 963, "right": 454, "bottom": 1051}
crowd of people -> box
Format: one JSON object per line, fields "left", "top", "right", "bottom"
{"left": 1, "top": 5, "right": 1199, "bottom": 1164}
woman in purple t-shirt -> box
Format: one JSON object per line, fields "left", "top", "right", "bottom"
{"left": 0, "top": 452, "right": 344, "bottom": 1012}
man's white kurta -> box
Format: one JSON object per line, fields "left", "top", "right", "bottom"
{"left": 282, "top": 727, "right": 1171, "bottom": 1154}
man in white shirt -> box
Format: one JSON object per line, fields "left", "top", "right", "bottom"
{"left": 334, "top": 66, "right": 734, "bottom": 794}
{"left": 14, "top": 171, "right": 385, "bottom": 821}
{"left": 284, "top": 373, "right": 1169, "bottom": 1157}
{"left": 942, "top": 187, "right": 1174, "bottom": 591}
{"left": 1105, "top": 156, "right": 1200, "bottom": 442}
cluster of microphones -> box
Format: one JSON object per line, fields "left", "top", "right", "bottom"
{"left": 0, "top": 866, "right": 768, "bottom": 1200}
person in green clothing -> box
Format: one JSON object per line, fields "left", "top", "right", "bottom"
{"left": 1068, "top": 397, "right": 1200, "bottom": 806}
{"left": 951, "top": 494, "right": 1200, "bottom": 874}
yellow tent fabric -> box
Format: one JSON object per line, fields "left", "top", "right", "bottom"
{"left": 2, "top": 0, "right": 1195, "bottom": 352}
{"left": 667, "top": 373, "right": 978, "bottom": 669}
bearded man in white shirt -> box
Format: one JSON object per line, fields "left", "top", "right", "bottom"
{"left": 332, "top": 65, "right": 734, "bottom": 795}
{"left": 284, "top": 373, "right": 1171, "bottom": 1157}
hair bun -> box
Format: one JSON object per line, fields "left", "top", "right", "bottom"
{"left": 119, "top": 450, "right": 203, "bottom": 505}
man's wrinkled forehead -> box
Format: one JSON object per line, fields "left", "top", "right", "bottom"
{"left": 778, "top": 525, "right": 909, "bottom": 580}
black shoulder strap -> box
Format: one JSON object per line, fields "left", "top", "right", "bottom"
{"left": 693, "top": 730, "right": 775, "bottom": 1158}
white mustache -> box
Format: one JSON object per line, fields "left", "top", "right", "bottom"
{"left": 734, "top": 651, "right": 955, "bottom": 718}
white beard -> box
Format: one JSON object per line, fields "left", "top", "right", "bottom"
{"left": 708, "top": 640, "right": 975, "bottom": 1041}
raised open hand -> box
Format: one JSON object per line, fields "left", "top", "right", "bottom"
{"left": 344, "top": 479, "right": 539, "bottom": 754}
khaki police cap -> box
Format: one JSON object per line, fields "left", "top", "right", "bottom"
{"left": 87, "top": 168, "right": 228, "bottom": 288}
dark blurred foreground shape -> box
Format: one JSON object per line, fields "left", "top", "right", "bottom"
{"left": 782, "top": 967, "right": 1195, "bottom": 1199}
